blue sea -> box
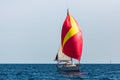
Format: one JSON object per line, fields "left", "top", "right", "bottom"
{"left": 0, "top": 64, "right": 120, "bottom": 80}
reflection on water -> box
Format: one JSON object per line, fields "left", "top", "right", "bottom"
{"left": 57, "top": 71, "right": 89, "bottom": 80}
{"left": 58, "top": 71, "right": 83, "bottom": 76}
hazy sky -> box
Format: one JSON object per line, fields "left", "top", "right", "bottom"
{"left": 0, "top": 0, "right": 120, "bottom": 63}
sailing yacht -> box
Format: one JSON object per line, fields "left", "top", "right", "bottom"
{"left": 55, "top": 10, "right": 83, "bottom": 72}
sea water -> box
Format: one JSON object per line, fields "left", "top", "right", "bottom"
{"left": 0, "top": 64, "right": 120, "bottom": 80}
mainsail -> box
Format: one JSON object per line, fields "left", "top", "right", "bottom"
{"left": 55, "top": 46, "right": 71, "bottom": 61}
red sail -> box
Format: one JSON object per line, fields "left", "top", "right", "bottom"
{"left": 61, "top": 12, "right": 83, "bottom": 61}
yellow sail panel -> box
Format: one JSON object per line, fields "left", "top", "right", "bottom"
{"left": 62, "top": 14, "right": 79, "bottom": 47}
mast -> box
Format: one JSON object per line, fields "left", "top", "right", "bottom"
{"left": 67, "top": 9, "right": 69, "bottom": 15}
{"left": 67, "top": 9, "right": 72, "bottom": 63}
{"left": 71, "top": 58, "right": 73, "bottom": 64}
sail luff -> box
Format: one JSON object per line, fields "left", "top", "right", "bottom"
{"left": 55, "top": 54, "right": 58, "bottom": 61}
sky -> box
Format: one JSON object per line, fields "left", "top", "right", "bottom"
{"left": 0, "top": 0, "right": 120, "bottom": 64}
